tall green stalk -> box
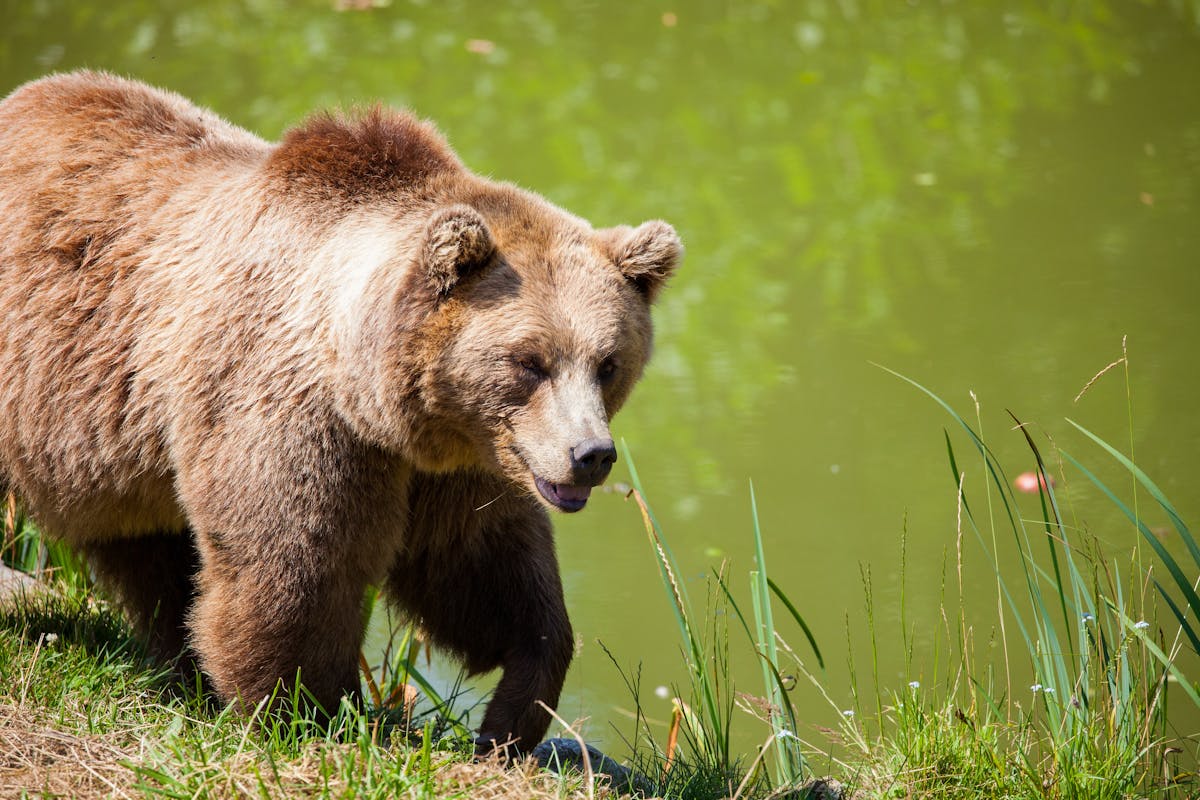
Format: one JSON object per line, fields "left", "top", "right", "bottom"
{"left": 621, "top": 444, "right": 821, "bottom": 794}
{"left": 622, "top": 442, "right": 731, "bottom": 773}
{"left": 747, "top": 482, "right": 804, "bottom": 786}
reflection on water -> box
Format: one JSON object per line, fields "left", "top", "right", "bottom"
{"left": 5, "top": 0, "right": 1198, "bottom": 753}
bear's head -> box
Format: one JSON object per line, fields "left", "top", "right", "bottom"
{"left": 335, "top": 183, "right": 681, "bottom": 512}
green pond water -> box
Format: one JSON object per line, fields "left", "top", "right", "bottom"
{"left": 5, "top": 0, "right": 1199, "bottom": 756}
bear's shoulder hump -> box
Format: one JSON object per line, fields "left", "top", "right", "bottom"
{"left": 265, "top": 106, "right": 462, "bottom": 203}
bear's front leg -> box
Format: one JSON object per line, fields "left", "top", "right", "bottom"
{"left": 189, "top": 545, "right": 369, "bottom": 717}
{"left": 176, "top": 415, "right": 409, "bottom": 719}
{"left": 388, "top": 471, "right": 574, "bottom": 756}
{"left": 474, "top": 613, "right": 574, "bottom": 756}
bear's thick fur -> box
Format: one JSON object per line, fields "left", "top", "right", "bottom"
{"left": 0, "top": 71, "right": 680, "bottom": 752}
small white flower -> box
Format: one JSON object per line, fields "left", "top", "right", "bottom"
{"left": 908, "top": 681, "right": 920, "bottom": 689}
{"left": 842, "top": 709, "right": 855, "bottom": 718}
{"left": 43, "top": 633, "right": 58, "bottom": 645}
{"left": 1044, "top": 687, "right": 1055, "bottom": 695}
{"left": 776, "top": 729, "right": 797, "bottom": 740}
{"left": 1030, "top": 684, "right": 1043, "bottom": 693}
{"left": 654, "top": 686, "right": 669, "bottom": 699}
{"left": 1134, "top": 620, "right": 1150, "bottom": 630}
{"left": 1082, "top": 613, "right": 1095, "bottom": 623}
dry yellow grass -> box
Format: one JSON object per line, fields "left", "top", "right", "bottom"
{"left": 0, "top": 700, "right": 633, "bottom": 799}
{"left": 0, "top": 704, "right": 139, "bottom": 799}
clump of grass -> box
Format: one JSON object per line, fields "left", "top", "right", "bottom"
{"left": 605, "top": 447, "right": 828, "bottom": 800}
{"left": 811, "top": 359, "right": 1200, "bottom": 798}
{"left": 600, "top": 518, "right": 749, "bottom": 799}
{"left": 607, "top": 346, "right": 1196, "bottom": 800}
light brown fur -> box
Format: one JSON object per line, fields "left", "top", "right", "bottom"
{"left": 0, "top": 71, "right": 680, "bottom": 752}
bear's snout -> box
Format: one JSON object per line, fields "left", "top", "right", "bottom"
{"left": 570, "top": 437, "right": 617, "bottom": 486}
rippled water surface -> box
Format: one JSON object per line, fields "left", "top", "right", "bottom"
{"left": 5, "top": 0, "right": 1199, "bottom": 752}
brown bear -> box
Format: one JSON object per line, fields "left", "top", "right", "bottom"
{"left": 0, "top": 71, "right": 681, "bottom": 754}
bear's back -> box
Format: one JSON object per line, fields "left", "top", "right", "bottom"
{"left": 0, "top": 72, "right": 461, "bottom": 540}
{"left": 0, "top": 70, "right": 265, "bottom": 173}
{"left": 0, "top": 71, "right": 266, "bottom": 255}
{"left": 0, "top": 72, "right": 270, "bottom": 532}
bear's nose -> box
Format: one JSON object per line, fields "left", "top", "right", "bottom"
{"left": 571, "top": 438, "right": 617, "bottom": 486}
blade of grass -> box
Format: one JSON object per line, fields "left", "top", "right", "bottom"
{"left": 1153, "top": 579, "right": 1200, "bottom": 656}
{"left": 874, "top": 363, "right": 1023, "bottom": 537}
{"left": 1059, "top": 449, "right": 1200, "bottom": 628}
{"left": 747, "top": 482, "right": 803, "bottom": 785}
{"left": 622, "top": 442, "right": 728, "bottom": 770}
{"left": 1066, "top": 419, "right": 1195, "bottom": 564}
{"left": 1010, "top": 412, "right": 1095, "bottom": 687}
{"left": 1106, "top": 600, "right": 1200, "bottom": 709}
{"left": 944, "top": 429, "right": 973, "bottom": 520}
{"left": 766, "top": 578, "right": 823, "bottom": 670}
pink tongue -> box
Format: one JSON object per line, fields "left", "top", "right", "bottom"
{"left": 556, "top": 484, "right": 592, "bottom": 503}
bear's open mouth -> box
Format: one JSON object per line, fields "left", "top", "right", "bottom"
{"left": 534, "top": 476, "right": 591, "bottom": 512}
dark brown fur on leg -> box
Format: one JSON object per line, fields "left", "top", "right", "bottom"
{"left": 178, "top": 413, "right": 411, "bottom": 722}
{"left": 190, "top": 554, "right": 367, "bottom": 720}
{"left": 84, "top": 531, "right": 201, "bottom": 672}
{"left": 387, "top": 471, "right": 574, "bottom": 756}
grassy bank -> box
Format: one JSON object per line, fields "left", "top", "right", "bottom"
{"left": 2, "top": 363, "right": 1198, "bottom": 798}
{"left": 0, "top": 585, "right": 604, "bottom": 798}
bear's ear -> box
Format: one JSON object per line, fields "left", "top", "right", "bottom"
{"left": 421, "top": 204, "right": 495, "bottom": 297}
{"left": 601, "top": 220, "right": 683, "bottom": 302}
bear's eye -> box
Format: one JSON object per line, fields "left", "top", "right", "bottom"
{"left": 597, "top": 357, "right": 618, "bottom": 382}
{"left": 514, "top": 355, "right": 549, "bottom": 381}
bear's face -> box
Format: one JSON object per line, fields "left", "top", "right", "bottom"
{"left": 413, "top": 194, "right": 681, "bottom": 512}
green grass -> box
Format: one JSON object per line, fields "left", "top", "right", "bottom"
{"left": 608, "top": 449, "right": 832, "bottom": 799}
{"left": 3, "top": 350, "right": 1198, "bottom": 799}
{"left": 0, "top": 580, "right": 597, "bottom": 799}
{"left": 846, "top": 365, "right": 1198, "bottom": 797}
{"left": 601, "top": 358, "right": 1197, "bottom": 799}
{"left": 853, "top": 382, "right": 1199, "bottom": 796}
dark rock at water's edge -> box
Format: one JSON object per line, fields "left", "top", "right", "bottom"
{"left": 531, "top": 737, "right": 656, "bottom": 796}
{"left": 791, "top": 778, "right": 852, "bottom": 799}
